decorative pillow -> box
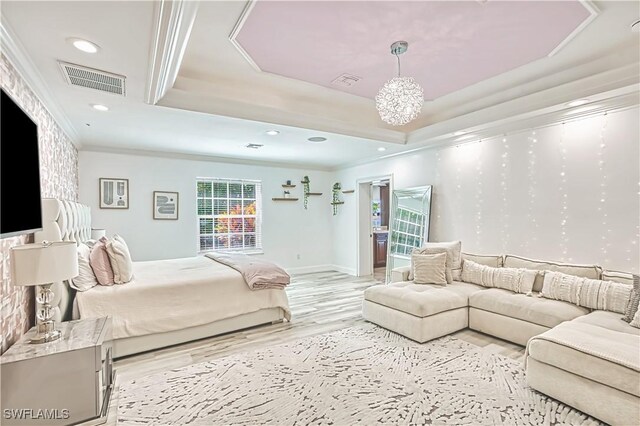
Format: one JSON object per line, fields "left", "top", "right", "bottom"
{"left": 630, "top": 306, "right": 640, "bottom": 329}
{"left": 622, "top": 274, "right": 640, "bottom": 323}
{"left": 70, "top": 243, "right": 98, "bottom": 292}
{"left": 461, "top": 259, "right": 536, "bottom": 294}
{"left": 412, "top": 252, "right": 447, "bottom": 285}
{"left": 462, "top": 253, "right": 503, "bottom": 268}
{"left": 503, "top": 255, "right": 601, "bottom": 293}
{"left": 541, "top": 271, "right": 632, "bottom": 314}
{"left": 89, "top": 237, "right": 115, "bottom": 286}
{"left": 106, "top": 234, "right": 133, "bottom": 284}
{"left": 410, "top": 241, "right": 462, "bottom": 280}
{"left": 410, "top": 247, "right": 451, "bottom": 283}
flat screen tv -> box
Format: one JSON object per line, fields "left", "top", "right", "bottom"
{"left": 1, "top": 89, "right": 43, "bottom": 238}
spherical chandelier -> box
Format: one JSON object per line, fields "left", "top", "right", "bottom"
{"left": 375, "top": 41, "right": 424, "bottom": 126}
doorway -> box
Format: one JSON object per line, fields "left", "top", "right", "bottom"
{"left": 356, "top": 175, "right": 393, "bottom": 278}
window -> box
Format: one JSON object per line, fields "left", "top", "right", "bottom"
{"left": 197, "top": 179, "right": 262, "bottom": 253}
{"left": 390, "top": 207, "right": 425, "bottom": 256}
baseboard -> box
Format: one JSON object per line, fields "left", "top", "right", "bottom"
{"left": 285, "top": 264, "right": 357, "bottom": 276}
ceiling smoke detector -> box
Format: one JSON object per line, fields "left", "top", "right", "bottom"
{"left": 331, "top": 73, "right": 362, "bottom": 87}
{"left": 246, "top": 143, "right": 263, "bottom": 149}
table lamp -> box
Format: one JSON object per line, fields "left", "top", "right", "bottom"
{"left": 10, "top": 241, "right": 78, "bottom": 343}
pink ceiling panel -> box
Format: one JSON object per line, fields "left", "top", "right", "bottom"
{"left": 234, "top": 1, "right": 591, "bottom": 100}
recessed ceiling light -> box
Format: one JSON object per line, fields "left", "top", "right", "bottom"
{"left": 265, "top": 130, "right": 279, "bottom": 136}
{"left": 566, "top": 99, "right": 590, "bottom": 107}
{"left": 632, "top": 19, "right": 640, "bottom": 33}
{"left": 307, "top": 137, "right": 327, "bottom": 143}
{"left": 68, "top": 38, "right": 99, "bottom": 53}
{"left": 378, "top": 147, "right": 387, "bottom": 152}
{"left": 453, "top": 131, "right": 467, "bottom": 136}
{"left": 91, "top": 104, "right": 109, "bottom": 111}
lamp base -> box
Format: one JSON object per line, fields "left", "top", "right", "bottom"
{"left": 29, "top": 320, "right": 61, "bottom": 344}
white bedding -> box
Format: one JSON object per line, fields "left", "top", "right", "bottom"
{"left": 75, "top": 256, "right": 291, "bottom": 339}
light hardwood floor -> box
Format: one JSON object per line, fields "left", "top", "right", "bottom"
{"left": 101, "top": 271, "right": 525, "bottom": 425}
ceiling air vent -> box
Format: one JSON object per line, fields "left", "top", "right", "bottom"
{"left": 58, "top": 61, "right": 126, "bottom": 96}
{"left": 246, "top": 143, "right": 263, "bottom": 149}
{"left": 331, "top": 73, "right": 361, "bottom": 88}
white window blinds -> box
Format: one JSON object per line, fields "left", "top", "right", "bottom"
{"left": 197, "top": 178, "right": 263, "bottom": 253}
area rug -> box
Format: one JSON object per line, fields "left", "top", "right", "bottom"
{"left": 117, "top": 325, "right": 602, "bottom": 425}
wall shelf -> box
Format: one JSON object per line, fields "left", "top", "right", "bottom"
{"left": 342, "top": 190, "right": 355, "bottom": 194}
{"left": 330, "top": 202, "right": 345, "bottom": 205}
{"left": 272, "top": 198, "right": 299, "bottom": 201}
{"left": 307, "top": 192, "right": 323, "bottom": 196}
{"left": 282, "top": 184, "right": 296, "bottom": 188}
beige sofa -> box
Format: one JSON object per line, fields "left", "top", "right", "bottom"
{"left": 363, "top": 253, "right": 640, "bottom": 425}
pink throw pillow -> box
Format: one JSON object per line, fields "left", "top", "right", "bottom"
{"left": 90, "top": 237, "right": 115, "bottom": 286}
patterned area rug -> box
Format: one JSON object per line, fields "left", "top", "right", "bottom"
{"left": 117, "top": 326, "right": 601, "bottom": 425}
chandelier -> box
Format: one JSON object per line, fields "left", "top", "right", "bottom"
{"left": 375, "top": 41, "right": 424, "bottom": 126}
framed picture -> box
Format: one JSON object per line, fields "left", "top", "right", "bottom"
{"left": 99, "top": 178, "right": 129, "bottom": 209}
{"left": 153, "top": 191, "right": 179, "bottom": 220}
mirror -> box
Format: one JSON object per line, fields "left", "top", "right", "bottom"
{"left": 386, "top": 186, "right": 433, "bottom": 283}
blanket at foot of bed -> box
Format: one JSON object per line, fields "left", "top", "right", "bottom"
{"left": 205, "top": 252, "right": 290, "bottom": 290}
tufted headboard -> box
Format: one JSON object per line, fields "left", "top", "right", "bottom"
{"left": 33, "top": 198, "right": 92, "bottom": 322}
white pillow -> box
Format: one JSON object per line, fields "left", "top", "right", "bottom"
{"left": 461, "top": 259, "right": 536, "bottom": 294}
{"left": 105, "top": 234, "right": 133, "bottom": 284}
{"left": 630, "top": 307, "right": 640, "bottom": 329}
{"left": 71, "top": 243, "right": 98, "bottom": 292}
{"left": 416, "top": 241, "right": 462, "bottom": 280}
{"left": 412, "top": 252, "right": 447, "bottom": 285}
{"left": 410, "top": 247, "right": 451, "bottom": 283}
{"left": 541, "top": 271, "right": 632, "bottom": 314}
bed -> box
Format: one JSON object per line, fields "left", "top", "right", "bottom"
{"left": 34, "top": 199, "right": 291, "bottom": 358}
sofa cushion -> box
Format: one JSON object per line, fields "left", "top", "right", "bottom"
{"left": 503, "top": 255, "right": 601, "bottom": 292}
{"left": 602, "top": 270, "right": 635, "bottom": 286}
{"left": 462, "top": 252, "right": 503, "bottom": 268}
{"left": 571, "top": 310, "right": 640, "bottom": 336}
{"left": 364, "top": 282, "right": 481, "bottom": 318}
{"left": 541, "top": 271, "right": 632, "bottom": 314}
{"left": 469, "top": 288, "right": 589, "bottom": 328}
{"left": 412, "top": 252, "right": 448, "bottom": 285}
{"left": 527, "top": 321, "right": 640, "bottom": 397}
{"left": 462, "top": 259, "right": 536, "bottom": 294}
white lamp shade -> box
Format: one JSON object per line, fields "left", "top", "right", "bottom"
{"left": 91, "top": 229, "right": 106, "bottom": 239}
{"left": 10, "top": 242, "right": 79, "bottom": 286}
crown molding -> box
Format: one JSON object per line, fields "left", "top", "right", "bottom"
{"left": 229, "top": 0, "right": 262, "bottom": 72}
{"left": 548, "top": 0, "right": 599, "bottom": 57}
{"left": 79, "top": 145, "right": 333, "bottom": 172}
{"left": 0, "top": 16, "right": 80, "bottom": 146}
{"left": 145, "top": 0, "right": 199, "bottom": 105}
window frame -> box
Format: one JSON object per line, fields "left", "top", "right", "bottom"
{"left": 196, "top": 178, "right": 263, "bottom": 254}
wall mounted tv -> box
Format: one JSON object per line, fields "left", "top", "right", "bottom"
{"left": 1, "top": 89, "right": 43, "bottom": 238}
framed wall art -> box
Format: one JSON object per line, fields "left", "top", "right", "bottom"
{"left": 99, "top": 178, "right": 129, "bottom": 209}
{"left": 153, "top": 191, "right": 179, "bottom": 220}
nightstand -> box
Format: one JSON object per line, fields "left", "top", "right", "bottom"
{"left": 1, "top": 317, "right": 114, "bottom": 425}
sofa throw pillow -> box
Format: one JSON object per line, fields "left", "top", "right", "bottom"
{"left": 70, "top": 243, "right": 98, "bottom": 292}
{"left": 541, "top": 271, "right": 632, "bottom": 314}
{"left": 412, "top": 252, "right": 447, "bottom": 285}
{"left": 410, "top": 247, "right": 451, "bottom": 283}
{"left": 630, "top": 306, "right": 640, "bottom": 329}
{"left": 106, "top": 235, "right": 134, "bottom": 284}
{"left": 89, "top": 237, "right": 115, "bottom": 286}
{"left": 410, "top": 241, "right": 462, "bottom": 280}
{"left": 622, "top": 274, "right": 640, "bottom": 323}
{"left": 461, "top": 259, "right": 536, "bottom": 294}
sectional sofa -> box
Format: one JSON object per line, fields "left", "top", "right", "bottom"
{"left": 362, "top": 253, "right": 640, "bottom": 426}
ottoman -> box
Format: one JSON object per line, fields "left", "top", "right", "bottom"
{"left": 363, "top": 281, "right": 482, "bottom": 343}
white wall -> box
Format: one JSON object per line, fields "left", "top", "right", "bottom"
{"left": 332, "top": 107, "right": 640, "bottom": 274}
{"left": 79, "top": 151, "right": 336, "bottom": 272}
